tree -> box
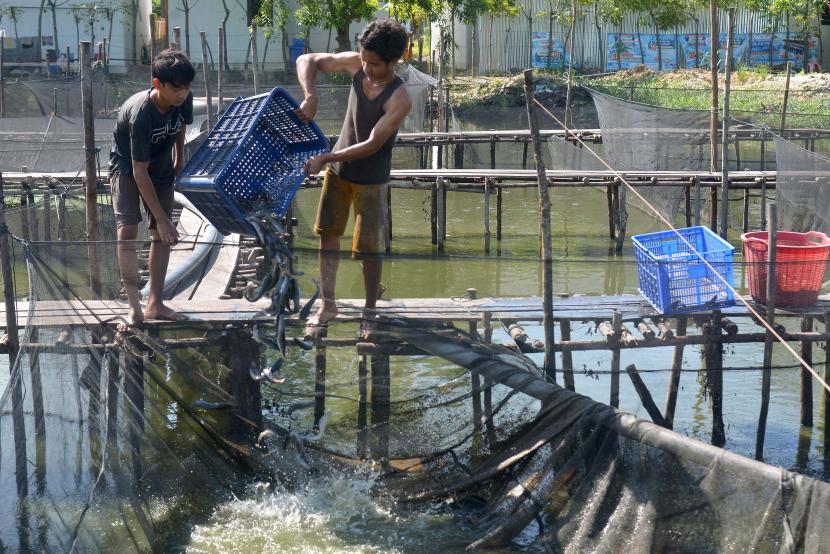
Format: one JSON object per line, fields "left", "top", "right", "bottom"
{"left": 253, "top": 0, "right": 290, "bottom": 70}
{"left": 121, "top": 0, "right": 141, "bottom": 65}
{"left": 3, "top": 6, "right": 24, "bottom": 42}
{"left": 766, "top": 0, "right": 824, "bottom": 70}
{"left": 296, "top": 0, "right": 378, "bottom": 53}
{"left": 69, "top": 4, "right": 83, "bottom": 49}
{"left": 176, "top": 0, "right": 200, "bottom": 56}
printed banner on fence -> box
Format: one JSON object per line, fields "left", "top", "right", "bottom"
{"left": 531, "top": 32, "right": 570, "bottom": 69}
{"left": 606, "top": 34, "right": 677, "bottom": 71}
{"left": 607, "top": 32, "right": 818, "bottom": 71}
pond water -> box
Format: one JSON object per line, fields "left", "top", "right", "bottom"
{"left": 1, "top": 104, "right": 828, "bottom": 552}
{"left": 186, "top": 106, "right": 830, "bottom": 551}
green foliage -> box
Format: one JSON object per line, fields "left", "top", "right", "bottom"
{"left": 295, "top": 0, "right": 379, "bottom": 36}
{"left": 253, "top": 0, "right": 289, "bottom": 40}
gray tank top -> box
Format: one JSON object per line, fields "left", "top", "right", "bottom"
{"left": 331, "top": 69, "right": 404, "bottom": 184}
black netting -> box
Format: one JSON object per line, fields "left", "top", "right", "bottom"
{"left": 774, "top": 134, "right": 830, "bottom": 234}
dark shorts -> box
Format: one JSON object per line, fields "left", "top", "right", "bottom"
{"left": 314, "top": 168, "right": 388, "bottom": 255}
{"left": 111, "top": 173, "right": 174, "bottom": 230}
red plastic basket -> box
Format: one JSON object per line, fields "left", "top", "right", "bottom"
{"left": 741, "top": 230, "right": 830, "bottom": 307}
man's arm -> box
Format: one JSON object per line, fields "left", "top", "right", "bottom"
{"left": 304, "top": 87, "right": 412, "bottom": 175}
{"left": 173, "top": 125, "right": 186, "bottom": 176}
{"left": 295, "top": 52, "right": 362, "bottom": 123}
{"left": 131, "top": 160, "right": 178, "bottom": 246}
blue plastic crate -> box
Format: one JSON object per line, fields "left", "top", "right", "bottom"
{"left": 632, "top": 226, "right": 735, "bottom": 314}
{"left": 177, "top": 87, "right": 329, "bottom": 235}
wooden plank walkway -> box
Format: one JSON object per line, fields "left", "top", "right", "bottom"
{"left": 3, "top": 294, "right": 829, "bottom": 329}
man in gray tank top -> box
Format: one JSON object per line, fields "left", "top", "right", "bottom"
{"left": 295, "top": 20, "right": 412, "bottom": 337}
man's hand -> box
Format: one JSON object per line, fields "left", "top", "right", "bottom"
{"left": 295, "top": 96, "right": 318, "bottom": 124}
{"left": 156, "top": 217, "right": 179, "bottom": 246}
{"left": 304, "top": 155, "right": 327, "bottom": 175}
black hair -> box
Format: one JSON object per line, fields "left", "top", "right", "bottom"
{"left": 152, "top": 48, "right": 195, "bottom": 87}
{"left": 358, "top": 19, "right": 407, "bottom": 63}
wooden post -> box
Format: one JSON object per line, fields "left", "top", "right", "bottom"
{"left": 314, "top": 326, "right": 327, "bottom": 428}
{"left": 612, "top": 176, "right": 626, "bottom": 252}
{"left": 523, "top": 69, "right": 556, "bottom": 382}
{"left": 563, "top": 0, "right": 576, "bottom": 128}
{"left": 664, "top": 317, "right": 686, "bottom": 429}
{"left": 357, "top": 353, "right": 368, "bottom": 459}
{"left": 707, "top": 311, "right": 725, "bottom": 447}
{"left": 173, "top": 26, "right": 181, "bottom": 50}
{"left": 742, "top": 189, "right": 750, "bottom": 233}
{"left": 149, "top": 14, "right": 157, "bottom": 67}
{"left": 489, "top": 138, "right": 496, "bottom": 169}
{"left": 0, "top": 31, "right": 5, "bottom": 117}
{"left": 436, "top": 176, "right": 445, "bottom": 252}
{"left": 780, "top": 61, "right": 792, "bottom": 133}
{"left": 430, "top": 180, "right": 437, "bottom": 245}
{"left": 0, "top": 185, "right": 20, "bottom": 366}
{"left": 65, "top": 46, "right": 70, "bottom": 77}
{"left": 483, "top": 177, "right": 491, "bottom": 254}
{"left": 684, "top": 183, "right": 692, "bottom": 227}
{"left": 221, "top": 330, "right": 262, "bottom": 435}
{"left": 824, "top": 309, "right": 830, "bottom": 462}
{"left": 606, "top": 184, "right": 615, "bottom": 238}
{"left": 719, "top": 8, "right": 735, "bottom": 240}
{"left": 801, "top": 317, "right": 813, "bottom": 427}
{"left": 694, "top": 175, "right": 702, "bottom": 226}
{"left": 81, "top": 42, "right": 101, "bottom": 297}
{"left": 482, "top": 311, "right": 496, "bottom": 445}
{"left": 610, "top": 310, "right": 622, "bottom": 407}
{"left": 626, "top": 364, "right": 668, "bottom": 427}
{"left": 43, "top": 191, "right": 52, "bottom": 241}
{"left": 709, "top": 185, "right": 718, "bottom": 232}
{"left": 200, "top": 32, "right": 213, "bottom": 129}
{"left": 709, "top": 0, "right": 719, "bottom": 172}
{"left": 521, "top": 142, "right": 529, "bottom": 169}
{"left": 250, "top": 21, "right": 259, "bottom": 95}
{"left": 560, "top": 319, "right": 575, "bottom": 391}
{"left": 496, "top": 185, "right": 503, "bottom": 243}
{"left": 385, "top": 186, "right": 392, "bottom": 254}
{"left": 217, "top": 27, "right": 225, "bottom": 112}
{"left": 756, "top": 201, "right": 777, "bottom": 460}
{"left": 370, "top": 353, "right": 390, "bottom": 463}
{"left": 760, "top": 177, "right": 767, "bottom": 229}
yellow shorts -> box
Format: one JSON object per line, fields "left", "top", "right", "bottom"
{"left": 314, "top": 168, "right": 388, "bottom": 256}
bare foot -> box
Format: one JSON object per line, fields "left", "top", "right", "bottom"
{"left": 144, "top": 305, "right": 189, "bottom": 322}
{"left": 116, "top": 306, "right": 144, "bottom": 332}
{"left": 304, "top": 305, "right": 338, "bottom": 337}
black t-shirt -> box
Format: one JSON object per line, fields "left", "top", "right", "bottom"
{"left": 109, "top": 89, "right": 194, "bottom": 187}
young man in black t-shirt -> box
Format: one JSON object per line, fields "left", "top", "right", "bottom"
{"left": 109, "top": 49, "right": 194, "bottom": 325}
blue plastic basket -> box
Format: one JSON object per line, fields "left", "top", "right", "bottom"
{"left": 632, "top": 226, "right": 735, "bottom": 314}
{"left": 177, "top": 87, "right": 329, "bottom": 235}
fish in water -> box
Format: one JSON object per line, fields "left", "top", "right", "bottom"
{"left": 192, "top": 399, "right": 234, "bottom": 411}
{"left": 256, "top": 429, "right": 276, "bottom": 448}
{"left": 298, "top": 279, "right": 321, "bottom": 320}
{"left": 276, "top": 314, "right": 286, "bottom": 356}
{"left": 283, "top": 431, "right": 311, "bottom": 470}
{"left": 302, "top": 411, "right": 330, "bottom": 442}
{"left": 261, "top": 358, "right": 285, "bottom": 385}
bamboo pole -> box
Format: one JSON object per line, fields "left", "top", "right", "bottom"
{"left": 563, "top": 0, "right": 576, "bottom": 129}
{"left": 0, "top": 31, "right": 5, "bottom": 117}
{"left": 719, "top": 8, "right": 734, "bottom": 240}
{"left": 217, "top": 27, "right": 224, "bottom": 112}
{"left": 523, "top": 69, "right": 556, "bottom": 382}
{"left": 756, "top": 201, "right": 777, "bottom": 460}
{"left": 250, "top": 21, "right": 259, "bottom": 95}
{"left": 610, "top": 309, "right": 621, "bottom": 407}
{"left": 80, "top": 42, "right": 101, "bottom": 297}
{"left": 200, "top": 32, "right": 213, "bottom": 129}
{"left": 801, "top": 316, "right": 813, "bottom": 427}
{"left": 709, "top": 0, "right": 719, "bottom": 172}
{"left": 780, "top": 61, "right": 792, "bottom": 133}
